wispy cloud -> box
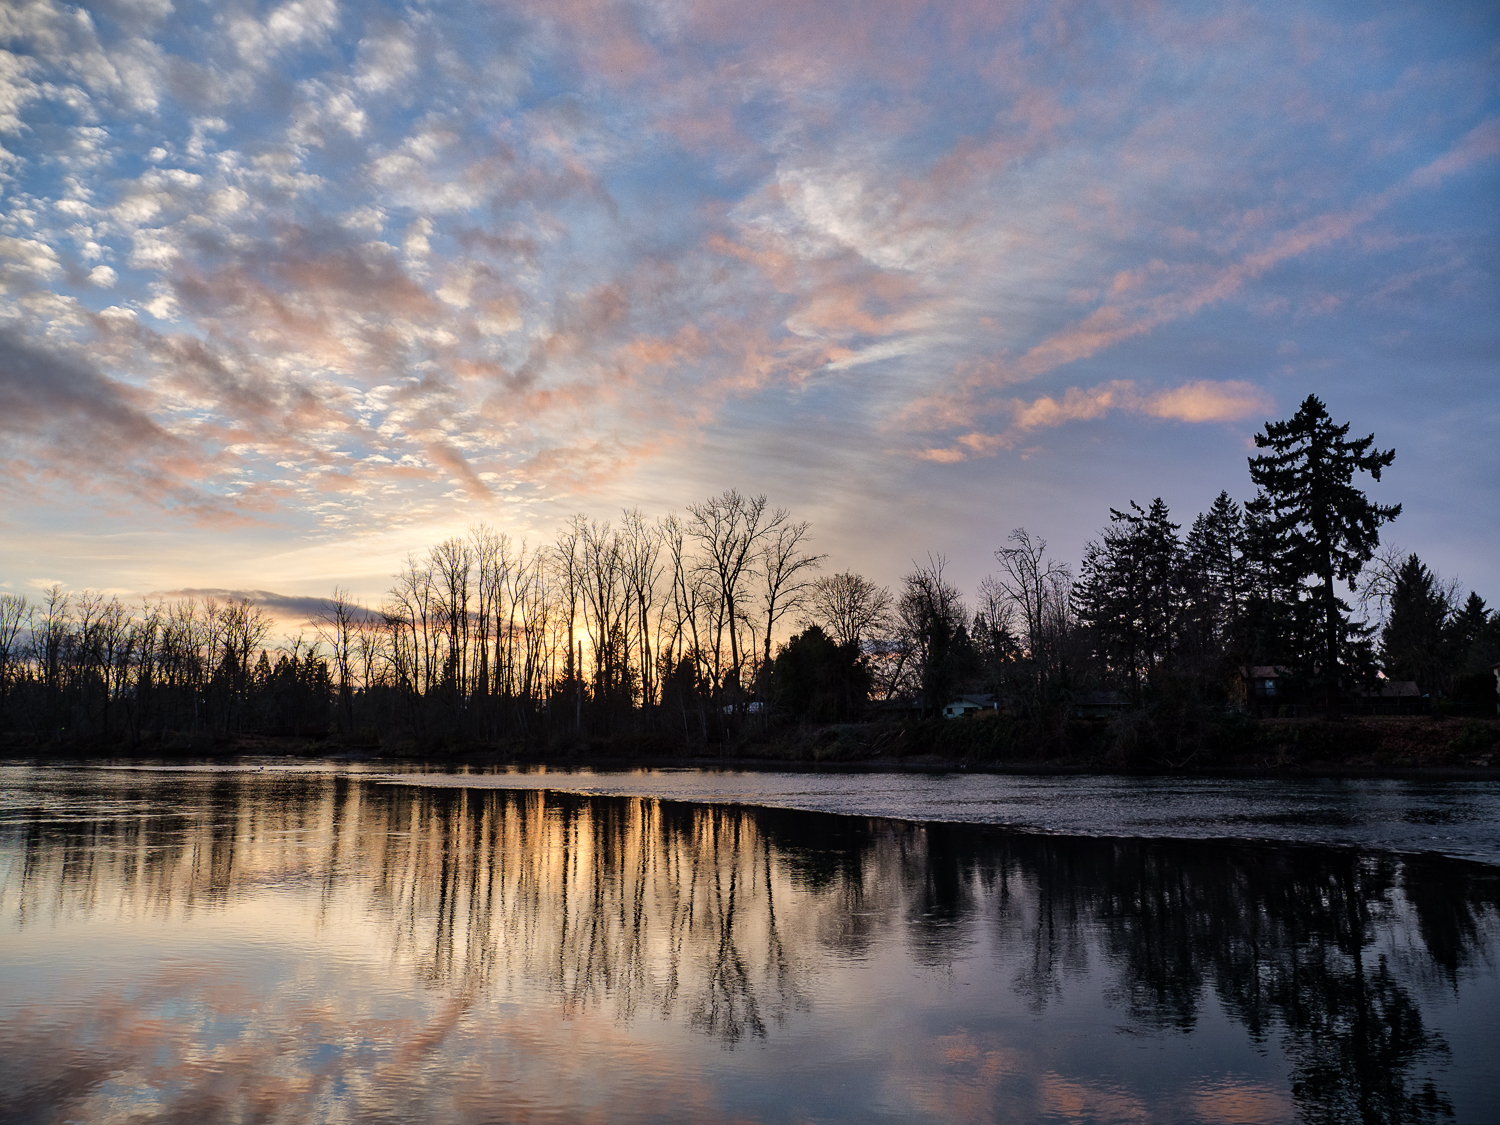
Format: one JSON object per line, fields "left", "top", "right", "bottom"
{"left": 0, "top": 0, "right": 1495, "bottom": 596}
{"left": 920, "top": 379, "right": 1276, "bottom": 461}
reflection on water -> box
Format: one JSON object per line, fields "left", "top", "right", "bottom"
{"left": 2, "top": 768, "right": 1497, "bottom": 1124}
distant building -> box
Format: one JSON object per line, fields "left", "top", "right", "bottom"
{"left": 1070, "top": 691, "right": 1131, "bottom": 719}
{"left": 868, "top": 696, "right": 927, "bottom": 720}
{"left": 943, "top": 694, "right": 998, "bottom": 719}
{"left": 1232, "top": 666, "right": 1291, "bottom": 714}
{"left": 1244, "top": 666, "right": 1282, "bottom": 702}
{"left": 1351, "top": 678, "right": 1427, "bottom": 715}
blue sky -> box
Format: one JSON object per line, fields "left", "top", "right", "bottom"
{"left": 1, "top": 0, "right": 1496, "bottom": 613}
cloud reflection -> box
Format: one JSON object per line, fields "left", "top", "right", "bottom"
{"left": 2, "top": 771, "right": 1495, "bottom": 1122}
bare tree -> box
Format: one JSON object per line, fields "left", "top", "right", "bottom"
{"left": 130, "top": 600, "right": 162, "bottom": 742}
{"left": 897, "top": 556, "right": 968, "bottom": 715}
{"left": 688, "top": 490, "right": 781, "bottom": 702}
{"left": 510, "top": 543, "right": 553, "bottom": 724}
{"left": 986, "top": 529, "right": 1077, "bottom": 707}
{"left": 758, "top": 521, "right": 824, "bottom": 669}
{"left": 0, "top": 594, "right": 29, "bottom": 721}
{"left": 576, "top": 516, "right": 634, "bottom": 721}
{"left": 391, "top": 555, "right": 439, "bottom": 699}
{"left": 469, "top": 525, "right": 501, "bottom": 707}
{"left": 991, "top": 530, "right": 1073, "bottom": 660}
{"left": 554, "top": 522, "right": 585, "bottom": 725}
{"left": 430, "top": 537, "right": 474, "bottom": 710}
{"left": 35, "top": 584, "right": 69, "bottom": 702}
{"left": 805, "top": 573, "right": 892, "bottom": 650}
{"left": 217, "top": 599, "right": 272, "bottom": 733}
{"left": 621, "top": 510, "right": 665, "bottom": 713}
{"left": 95, "top": 596, "right": 133, "bottom": 736}
{"left": 317, "top": 587, "right": 361, "bottom": 734}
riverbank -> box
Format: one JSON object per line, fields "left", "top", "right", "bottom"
{"left": 4, "top": 713, "right": 1497, "bottom": 778}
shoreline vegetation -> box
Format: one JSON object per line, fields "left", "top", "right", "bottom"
{"left": 2, "top": 397, "right": 1497, "bottom": 773}
{"left": 4, "top": 714, "right": 1497, "bottom": 779}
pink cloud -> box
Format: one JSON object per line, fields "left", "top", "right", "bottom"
{"left": 912, "top": 379, "right": 1275, "bottom": 462}
{"left": 1145, "top": 380, "right": 1273, "bottom": 424}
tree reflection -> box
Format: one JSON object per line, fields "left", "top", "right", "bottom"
{"left": 3, "top": 770, "right": 1495, "bottom": 1123}
{"left": 934, "top": 834, "right": 1470, "bottom": 1124}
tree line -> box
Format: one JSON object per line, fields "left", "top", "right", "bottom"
{"left": 1, "top": 395, "right": 1496, "bottom": 747}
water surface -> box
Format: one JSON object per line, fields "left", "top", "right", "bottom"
{"left": 366, "top": 765, "right": 1500, "bottom": 864}
{"left": 2, "top": 765, "right": 1497, "bottom": 1124}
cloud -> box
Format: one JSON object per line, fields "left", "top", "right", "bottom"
{"left": 153, "top": 587, "right": 382, "bottom": 623}
{"left": 0, "top": 0, "right": 1495, "bottom": 600}
{"left": 0, "top": 236, "right": 62, "bottom": 280}
{"left": 0, "top": 326, "right": 201, "bottom": 503}
{"left": 896, "top": 117, "right": 1500, "bottom": 438}
{"left": 0, "top": 49, "right": 42, "bottom": 133}
{"left": 1010, "top": 383, "right": 1129, "bottom": 431}
{"left": 1145, "top": 380, "right": 1273, "bottom": 424}
{"left": 921, "top": 379, "right": 1277, "bottom": 461}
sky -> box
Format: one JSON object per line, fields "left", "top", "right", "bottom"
{"left": 1, "top": 0, "right": 1496, "bottom": 619}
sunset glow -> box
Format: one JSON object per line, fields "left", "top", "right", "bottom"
{"left": 1, "top": 0, "right": 1495, "bottom": 604}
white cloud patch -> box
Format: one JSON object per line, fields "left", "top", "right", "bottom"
{"left": 127, "top": 226, "right": 180, "bottom": 268}
{"left": 0, "top": 50, "right": 42, "bottom": 133}
{"left": 353, "top": 24, "right": 416, "bottom": 94}
{"left": 226, "top": 0, "right": 340, "bottom": 69}
{"left": 0, "top": 235, "right": 62, "bottom": 278}
{"left": 339, "top": 205, "right": 385, "bottom": 232}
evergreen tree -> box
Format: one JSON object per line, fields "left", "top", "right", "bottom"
{"left": 1240, "top": 491, "right": 1299, "bottom": 671}
{"left": 1248, "top": 395, "right": 1400, "bottom": 717}
{"left": 1075, "top": 498, "right": 1182, "bottom": 692}
{"left": 769, "top": 625, "right": 873, "bottom": 722}
{"left": 1182, "top": 491, "right": 1248, "bottom": 667}
{"left": 1446, "top": 592, "right": 1500, "bottom": 706}
{"left": 1380, "top": 555, "right": 1449, "bottom": 695}
{"left": 1448, "top": 592, "right": 1500, "bottom": 671}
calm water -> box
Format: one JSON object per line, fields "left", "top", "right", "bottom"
{"left": 2, "top": 765, "right": 1498, "bottom": 1124}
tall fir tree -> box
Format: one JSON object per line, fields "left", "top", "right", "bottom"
{"left": 1183, "top": 491, "right": 1248, "bottom": 665}
{"left": 1248, "top": 395, "right": 1400, "bottom": 717}
{"left": 1448, "top": 592, "right": 1496, "bottom": 662}
{"left": 1240, "top": 491, "right": 1298, "bottom": 670}
{"left": 1076, "top": 498, "right": 1182, "bottom": 692}
{"left": 1380, "top": 555, "right": 1449, "bottom": 695}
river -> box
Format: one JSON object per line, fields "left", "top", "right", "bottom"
{"left": 2, "top": 762, "right": 1497, "bottom": 1123}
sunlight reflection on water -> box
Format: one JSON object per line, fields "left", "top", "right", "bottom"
{"left": 364, "top": 765, "right": 1500, "bottom": 863}
{"left": 2, "top": 765, "right": 1497, "bottom": 1123}
{"left": 54, "top": 761, "right": 1500, "bottom": 863}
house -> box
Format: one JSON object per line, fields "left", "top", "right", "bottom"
{"left": 1244, "top": 666, "right": 1282, "bottom": 701}
{"left": 1233, "top": 666, "right": 1289, "bottom": 713}
{"left": 868, "top": 696, "right": 927, "bottom": 720}
{"left": 1355, "top": 677, "right": 1427, "bottom": 716}
{"left": 943, "top": 694, "right": 998, "bottom": 719}
{"left": 1070, "top": 691, "right": 1131, "bottom": 719}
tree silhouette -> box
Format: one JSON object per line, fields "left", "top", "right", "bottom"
{"left": 1381, "top": 556, "right": 1450, "bottom": 695}
{"left": 1249, "top": 395, "right": 1399, "bottom": 718}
